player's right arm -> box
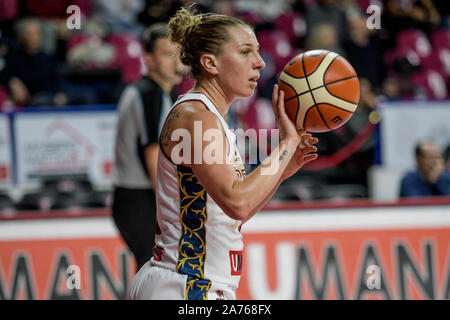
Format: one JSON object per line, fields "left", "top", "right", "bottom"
{"left": 160, "top": 87, "right": 317, "bottom": 222}
{"left": 161, "top": 101, "right": 297, "bottom": 221}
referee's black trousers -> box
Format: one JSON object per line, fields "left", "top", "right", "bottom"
{"left": 112, "top": 187, "right": 156, "bottom": 272}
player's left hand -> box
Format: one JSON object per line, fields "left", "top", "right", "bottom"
{"left": 281, "top": 130, "right": 318, "bottom": 181}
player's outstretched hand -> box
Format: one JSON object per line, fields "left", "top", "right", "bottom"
{"left": 281, "top": 130, "right": 318, "bottom": 181}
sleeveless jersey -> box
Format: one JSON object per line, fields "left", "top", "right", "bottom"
{"left": 152, "top": 93, "right": 246, "bottom": 299}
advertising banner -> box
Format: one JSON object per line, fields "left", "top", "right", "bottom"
{"left": 379, "top": 101, "right": 450, "bottom": 170}
{"left": 13, "top": 108, "right": 117, "bottom": 188}
{"left": 0, "top": 212, "right": 135, "bottom": 300}
{"left": 237, "top": 203, "right": 450, "bottom": 300}
{"left": 0, "top": 201, "right": 449, "bottom": 300}
{"left": 0, "top": 113, "right": 12, "bottom": 187}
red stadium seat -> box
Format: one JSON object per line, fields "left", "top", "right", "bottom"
{"left": 412, "top": 70, "right": 448, "bottom": 99}
{"left": 106, "top": 33, "right": 144, "bottom": 84}
{"left": 437, "top": 48, "right": 450, "bottom": 77}
{"left": 239, "top": 11, "right": 265, "bottom": 26}
{"left": 0, "top": 0, "right": 19, "bottom": 21}
{"left": 422, "top": 50, "right": 448, "bottom": 77}
{"left": 430, "top": 29, "right": 450, "bottom": 77}
{"left": 397, "top": 29, "right": 432, "bottom": 60}
{"left": 274, "top": 12, "right": 306, "bottom": 46}
{"left": 431, "top": 29, "right": 450, "bottom": 50}
{"left": 355, "top": 0, "right": 371, "bottom": 11}
{"left": 257, "top": 30, "right": 298, "bottom": 74}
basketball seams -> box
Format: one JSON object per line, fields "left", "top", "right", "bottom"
{"left": 319, "top": 77, "right": 360, "bottom": 105}
{"left": 312, "top": 86, "right": 358, "bottom": 113}
{"left": 322, "top": 85, "right": 360, "bottom": 105}
{"left": 316, "top": 102, "right": 355, "bottom": 115}
{"left": 307, "top": 106, "right": 331, "bottom": 131}
{"left": 302, "top": 53, "right": 327, "bottom": 76}
{"left": 321, "top": 54, "right": 341, "bottom": 86}
{"left": 285, "top": 75, "right": 358, "bottom": 103}
{"left": 303, "top": 106, "right": 330, "bottom": 132}
{"left": 324, "top": 75, "right": 358, "bottom": 87}
{"left": 302, "top": 53, "right": 330, "bottom": 131}
{"left": 283, "top": 84, "right": 311, "bottom": 102}
{"left": 283, "top": 55, "right": 305, "bottom": 78}
{"left": 306, "top": 52, "right": 338, "bottom": 89}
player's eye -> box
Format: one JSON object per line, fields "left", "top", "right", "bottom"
{"left": 241, "top": 50, "right": 250, "bottom": 55}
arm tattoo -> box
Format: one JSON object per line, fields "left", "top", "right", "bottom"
{"left": 279, "top": 149, "right": 288, "bottom": 161}
{"left": 160, "top": 109, "right": 180, "bottom": 147}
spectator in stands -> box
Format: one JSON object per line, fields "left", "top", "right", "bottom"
{"left": 305, "top": 23, "right": 345, "bottom": 56}
{"left": 112, "top": 23, "right": 184, "bottom": 271}
{"left": 342, "top": 14, "right": 386, "bottom": 91}
{"left": 380, "top": 76, "right": 401, "bottom": 101}
{"left": 305, "top": 0, "right": 348, "bottom": 42}
{"left": 400, "top": 141, "right": 450, "bottom": 197}
{"left": 2, "top": 18, "right": 68, "bottom": 107}
{"left": 445, "top": 145, "right": 450, "bottom": 172}
{"left": 383, "top": 0, "right": 440, "bottom": 47}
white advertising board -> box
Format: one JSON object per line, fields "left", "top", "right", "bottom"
{"left": 14, "top": 109, "right": 117, "bottom": 188}
{"left": 0, "top": 113, "right": 12, "bottom": 188}
{"left": 379, "top": 101, "right": 450, "bottom": 170}
{"left": 0, "top": 201, "right": 449, "bottom": 300}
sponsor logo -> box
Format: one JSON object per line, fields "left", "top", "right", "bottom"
{"left": 229, "top": 250, "right": 243, "bottom": 276}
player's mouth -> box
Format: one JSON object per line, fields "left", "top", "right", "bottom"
{"left": 249, "top": 75, "right": 260, "bottom": 86}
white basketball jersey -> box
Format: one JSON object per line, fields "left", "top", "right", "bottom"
{"left": 152, "top": 93, "right": 246, "bottom": 299}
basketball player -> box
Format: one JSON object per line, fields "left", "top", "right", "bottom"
{"left": 112, "top": 23, "right": 184, "bottom": 271}
{"left": 127, "top": 5, "right": 318, "bottom": 300}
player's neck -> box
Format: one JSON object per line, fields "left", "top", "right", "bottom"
{"left": 194, "top": 79, "right": 232, "bottom": 120}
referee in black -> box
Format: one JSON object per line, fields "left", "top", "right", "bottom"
{"left": 112, "top": 23, "right": 184, "bottom": 271}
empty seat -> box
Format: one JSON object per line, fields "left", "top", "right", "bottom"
{"left": 274, "top": 12, "right": 306, "bottom": 46}
{"left": 257, "top": 30, "right": 298, "bottom": 74}
{"left": 397, "top": 29, "right": 432, "bottom": 60}
{"left": 431, "top": 29, "right": 450, "bottom": 51}
{"left": 106, "top": 33, "right": 144, "bottom": 84}
{"left": 411, "top": 70, "right": 448, "bottom": 99}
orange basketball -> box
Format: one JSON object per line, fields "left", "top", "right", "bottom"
{"left": 278, "top": 50, "right": 360, "bottom": 133}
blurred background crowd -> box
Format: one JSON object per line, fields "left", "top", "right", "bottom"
{"left": 0, "top": 0, "right": 449, "bottom": 211}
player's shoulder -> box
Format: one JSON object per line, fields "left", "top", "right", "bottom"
{"left": 174, "top": 100, "right": 222, "bottom": 129}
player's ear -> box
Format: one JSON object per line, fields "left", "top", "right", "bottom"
{"left": 200, "top": 53, "right": 219, "bottom": 76}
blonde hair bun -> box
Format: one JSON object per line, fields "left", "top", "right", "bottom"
{"left": 168, "top": 3, "right": 250, "bottom": 79}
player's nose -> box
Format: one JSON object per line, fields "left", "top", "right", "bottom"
{"left": 254, "top": 52, "right": 265, "bottom": 70}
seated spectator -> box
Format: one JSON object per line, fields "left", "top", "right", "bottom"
{"left": 400, "top": 141, "right": 450, "bottom": 197}
{"left": 342, "top": 14, "right": 386, "bottom": 91}
{"left": 380, "top": 75, "right": 401, "bottom": 101}
{"left": 2, "top": 18, "right": 68, "bottom": 107}
{"left": 445, "top": 145, "right": 450, "bottom": 172}
{"left": 305, "top": 0, "right": 348, "bottom": 42}
{"left": 383, "top": 0, "right": 440, "bottom": 48}
{"left": 304, "top": 23, "right": 345, "bottom": 56}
